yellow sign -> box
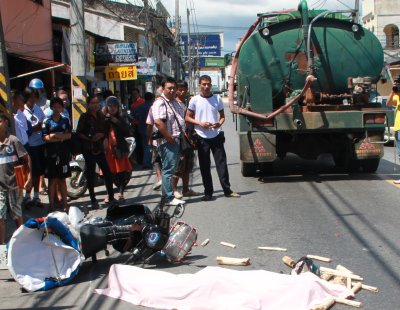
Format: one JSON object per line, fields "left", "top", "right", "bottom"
{"left": 105, "top": 66, "right": 137, "bottom": 81}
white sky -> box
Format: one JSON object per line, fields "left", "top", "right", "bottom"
{"left": 160, "top": 0, "right": 356, "bottom": 53}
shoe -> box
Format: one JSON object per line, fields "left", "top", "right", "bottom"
{"left": 91, "top": 201, "right": 99, "bottom": 210}
{"left": 182, "top": 189, "right": 202, "bottom": 197}
{"left": 201, "top": 195, "right": 213, "bottom": 201}
{"left": 152, "top": 180, "right": 162, "bottom": 190}
{"left": 166, "top": 198, "right": 186, "bottom": 206}
{"left": 174, "top": 191, "right": 183, "bottom": 199}
{"left": 32, "top": 197, "right": 41, "bottom": 204}
{"left": 225, "top": 192, "right": 240, "bottom": 198}
{"left": 22, "top": 196, "right": 32, "bottom": 206}
{"left": 118, "top": 194, "right": 125, "bottom": 202}
{"left": 394, "top": 180, "right": 400, "bottom": 184}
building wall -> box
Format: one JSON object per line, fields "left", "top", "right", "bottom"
{"left": 0, "top": 0, "right": 54, "bottom": 60}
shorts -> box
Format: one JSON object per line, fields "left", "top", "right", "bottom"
{"left": 27, "top": 144, "right": 45, "bottom": 177}
{"left": 174, "top": 149, "right": 195, "bottom": 176}
{"left": 0, "top": 188, "right": 23, "bottom": 220}
{"left": 151, "top": 145, "right": 162, "bottom": 170}
{"left": 44, "top": 153, "right": 71, "bottom": 179}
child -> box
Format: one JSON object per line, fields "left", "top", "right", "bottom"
{"left": 0, "top": 113, "right": 31, "bottom": 244}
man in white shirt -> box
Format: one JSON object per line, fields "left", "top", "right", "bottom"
{"left": 186, "top": 75, "right": 239, "bottom": 201}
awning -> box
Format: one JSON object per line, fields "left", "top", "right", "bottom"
{"left": 9, "top": 54, "right": 71, "bottom": 80}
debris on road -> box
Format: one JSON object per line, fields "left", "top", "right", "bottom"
{"left": 216, "top": 256, "right": 250, "bottom": 266}
{"left": 200, "top": 238, "right": 210, "bottom": 247}
{"left": 258, "top": 246, "right": 287, "bottom": 252}
{"left": 220, "top": 241, "right": 236, "bottom": 248}
{"left": 306, "top": 254, "right": 332, "bottom": 262}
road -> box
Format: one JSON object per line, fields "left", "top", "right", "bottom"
{"left": 1, "top": 101, "right": 399, "bottom": 309}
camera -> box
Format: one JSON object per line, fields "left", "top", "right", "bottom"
{"left": 151, "top": 130, "right": 163, "bottom": 140}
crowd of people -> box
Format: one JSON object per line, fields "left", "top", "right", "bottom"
{"left": 0, "top": 74, "right": 240, "bottom": 244}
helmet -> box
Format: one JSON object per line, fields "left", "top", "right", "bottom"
{"left": 29, "top": 78, "right": 44, "bottom": 89}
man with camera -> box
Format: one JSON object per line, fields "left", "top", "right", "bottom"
{"left": 152, "top": 77, "right": 186, "bottom": 206}
{"left": 387, "top": 79, "right": 400, "bottom": 184}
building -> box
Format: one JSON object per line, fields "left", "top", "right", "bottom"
{"left": 362, "top": 0, "right": 400, "bottom": 94}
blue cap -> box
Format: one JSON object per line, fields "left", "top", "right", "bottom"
{"left": 29, "top": 78, "right": 44, "bottom": 89}
{"left": 106, "top": 96, "right": 120, "bottom": 106}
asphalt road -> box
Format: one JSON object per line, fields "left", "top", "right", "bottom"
{"left": 1, "top": 101, "right": 399, "bottom": 309}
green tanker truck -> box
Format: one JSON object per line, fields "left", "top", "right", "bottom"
{"left": 229, "top": 0, "right": 390, "bottom": 177}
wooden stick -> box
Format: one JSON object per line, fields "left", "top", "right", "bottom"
{"left": 220, "top": 241, "right": 236, "bottom": 248}
{"left": 200, "top": 238, "right": 210, "bottom": 247}
{"left": 320, "top": 273, "right": 334, "bottom": 281}
{"left": 258, "top": 246, "right": 287, "bottom": 252}
{"left": 310, "top": 297, "right": 335, "bottom": 310}
{"left": 347, "top": 276, "right": 352, "bottom": 289}
{"left": 216, "top": 256, "right": 250, "bottom": 266}
{"left": 282, "top": 256, "right": 296, "bottom": 268}
{"left": 306, "top": 254, "right": 332, "bottom": 262}
{"left": 336, "top": 264, "right": 354, "bottom": 274}
{"left": 352, "top": 282, "right": 379, "bottom": 293}
{"left": 320, "top": 267, "right": 363, "bottom": 281}
{"left": 335, "top": 298, "right": 362, "bottom": 308}
{"left": 351, "top": 282, "right": 362, "bottom": 294}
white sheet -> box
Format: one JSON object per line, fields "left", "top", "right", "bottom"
{"left": 95, "top": 264, "right": 354, "bottom": 310}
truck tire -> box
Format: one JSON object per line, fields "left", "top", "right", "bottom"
{"left": 358, "top": 158, "right": 380, "bottom": 173}
{"left": 241, "top": 162, "right": 257, "bottom": 177}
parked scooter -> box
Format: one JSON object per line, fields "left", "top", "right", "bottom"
{"left": 66, "top": 137, "right": 136, "bottom": 199}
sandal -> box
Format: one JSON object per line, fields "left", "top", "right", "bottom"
{"left": 118, "top": 194, "right": 125, "bottom": 202}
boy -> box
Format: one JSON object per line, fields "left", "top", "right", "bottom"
{"left": 0, "top": 113, "right": 31, "bottom": 244}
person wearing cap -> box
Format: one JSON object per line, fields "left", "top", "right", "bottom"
{"left": 104, "top": 96, "right": 132, "bottom": 202}
{"left": 29, "top": 78, "right": 50, "bottom": 110}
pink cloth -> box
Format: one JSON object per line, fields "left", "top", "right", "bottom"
{"left": 95, "top": 265, "right": 353, "bottom": 310}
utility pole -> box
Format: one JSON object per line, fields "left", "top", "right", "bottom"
{"left": 187, "top": 8, "right": 192, "bottom": 94}
{"left": 70, "top": 0, "right": 87, "bottom": 130}
{"left": 354, "top": 0, "right": 359, "bottom": 23}
{"left": 174, "top": 0, "right": 180, "bottom": 79}
{"left": 143, "top": 0, "right": 150, "bottom": 57}
{"left": 0, "top": 11, "right": 14, "bottom": 133}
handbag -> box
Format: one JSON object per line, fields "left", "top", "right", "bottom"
{"left": 162, "top": 98, "right": 195, "bottom": 153}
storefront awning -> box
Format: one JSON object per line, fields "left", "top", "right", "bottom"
{"left": 9, "top": 54, "right": 71, "bottom": 80}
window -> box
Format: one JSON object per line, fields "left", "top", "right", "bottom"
{"left": 384, "top": 24, "right": 399, "bottom": 49}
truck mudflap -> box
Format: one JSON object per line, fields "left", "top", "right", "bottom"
{"left": 353, "top": 135, "right": 384, "bottom": 160}
{"left": 239, "top": 132, "right": 277, "bottom": 162}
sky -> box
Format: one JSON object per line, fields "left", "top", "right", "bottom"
{"left": 160, "top": 0, "right": 356, "bottom": 54}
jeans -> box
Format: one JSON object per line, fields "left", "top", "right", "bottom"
{"left": 158, "top": 142, "right": 180, "bottom": 201}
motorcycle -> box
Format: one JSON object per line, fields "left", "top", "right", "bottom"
{"left": 66, "top": 137, "right": 136, "bottom": 199}
{"left": 7, "top": 201, "right": 197, "bottom": 292}
{"left": 80, "top": 200, "right": 197, "bottom": 264}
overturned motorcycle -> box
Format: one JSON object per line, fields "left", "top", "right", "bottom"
{"left": 7, "top": 202, "right": 197, "bottom": 292}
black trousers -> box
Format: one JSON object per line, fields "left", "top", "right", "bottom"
{"left": 83, "top": 152, "right": 114, "bottom": 202}
{"left": 197, "top": 132, "right": 232, "bottom": 197}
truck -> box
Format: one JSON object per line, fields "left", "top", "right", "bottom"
{"left": 229, "top": 0, "right": 391, "bottom": 176}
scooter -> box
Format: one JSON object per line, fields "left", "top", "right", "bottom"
{"left": 66, "top": 137, "right": 136, "bottom": 199}
{"left": 80, "top": 200, "right": 196, "bottom": 264}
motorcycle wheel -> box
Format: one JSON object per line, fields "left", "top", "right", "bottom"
{"left": 66, "top": 166, "right": 88, "bottom": 199}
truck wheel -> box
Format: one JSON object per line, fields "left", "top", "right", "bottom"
{"left": 259, "top": 162, "right": 274, "bottom": 176}
{"left": 358, "top": 158, "right": 380, "bottom": 173}
{"left": 241, "top": 162, "right": 257, "bottom": 177}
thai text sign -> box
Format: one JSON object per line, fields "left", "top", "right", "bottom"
{"left": 105, "top": 66, "right": 137, "bottom": 81}
{"left": 96, "top": 42, "right": 138, "bottom": 65}
{"left": 180, "top": 33, "right": 222, "bottom": 57}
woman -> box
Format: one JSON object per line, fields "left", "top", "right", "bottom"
{"left": 104, "top": 96, "right": 132, "bottom": 201}
{"left": 42, "top": 97, "right": 71, "bottom": 211}
{"left": 76, "top": 94, "right": 115, "bottom": 209}
{"left": 387, "top": 82, "right": 400, "bottom": 183}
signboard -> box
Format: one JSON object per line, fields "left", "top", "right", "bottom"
{"left": 199, "top": 57, "right": 225, "bottom": 68}
{"left": 96, "top": 42, "right": 138, "bottom": 66}
{"left": 105, "top": 66, "right": 137, "bottom": 81}
{"left": 135, "top": 57, "right": 157, "bottom": 76}
{"left": 181, "top": 33, "right": 222, "bottom": 57}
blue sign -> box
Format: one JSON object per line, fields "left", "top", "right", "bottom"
{"left": 181, "top": 33, "right": 221, "bottom": 57}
